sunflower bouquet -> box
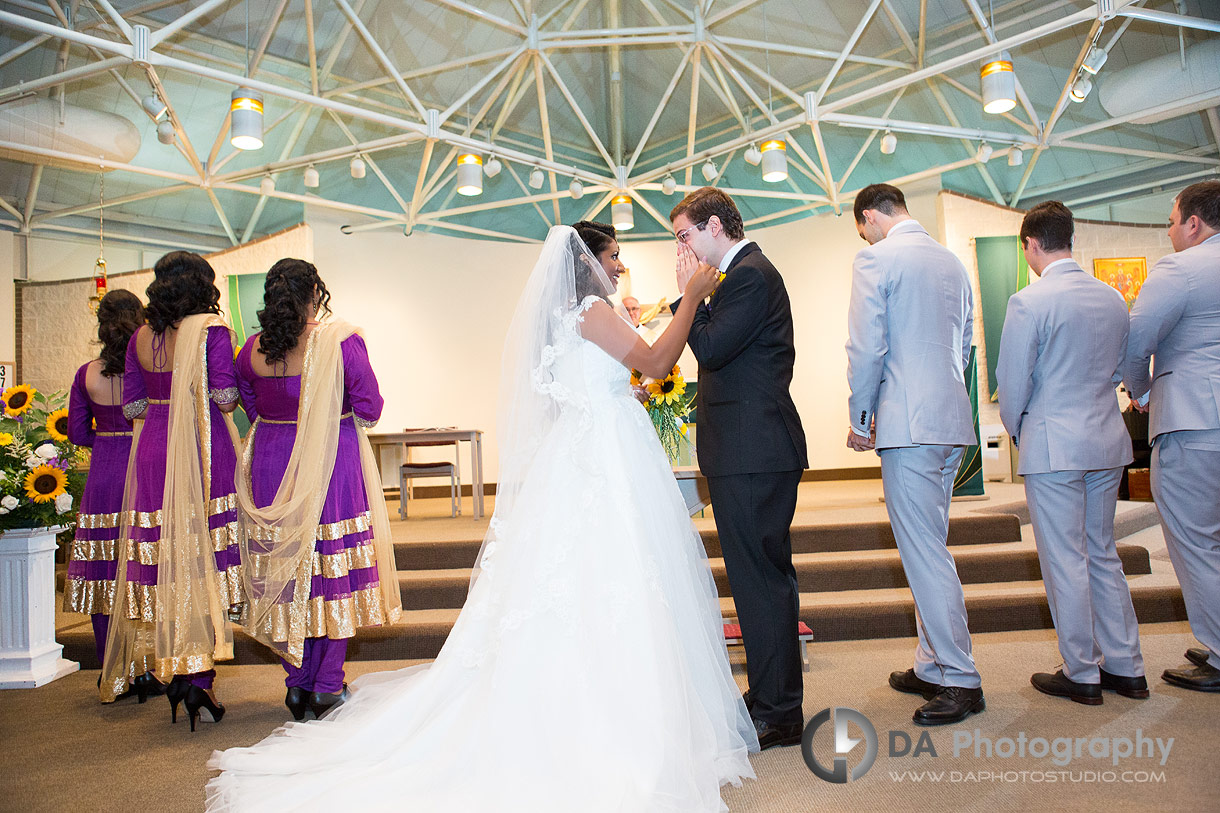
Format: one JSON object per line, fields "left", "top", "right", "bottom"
{"left": 632, "top": 365, "right": 694, "bottom": 463}
{"left": 0, "top": 384, "right": 86, "bottom": 532}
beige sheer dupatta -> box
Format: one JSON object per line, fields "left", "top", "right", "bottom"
{"left": 101, "top": 313, "right": 239, "bottom": 700}
{"left": 235, "top": 319, "right": 401, "bottom": 668}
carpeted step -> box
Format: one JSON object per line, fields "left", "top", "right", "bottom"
{"left": 393, "top": 542, "right": 1151, "bottom": 610}
{"left": 392, "top": 512, "right": 1024, "bottom": 570}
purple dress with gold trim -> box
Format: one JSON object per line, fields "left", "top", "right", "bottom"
{"left": 120, "top": 325, "right": 243, "bottom": 685}
{"left": 64, "top": 361, "right": 132, "bottom": 664}
{"left": 236, "top": 332, "right": 387, "bottom": 693}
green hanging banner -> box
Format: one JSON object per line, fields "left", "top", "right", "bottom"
{"left": 975, "top": 236, "right": 1029, "bottom": 402}
{"left": 226, "top": 273, "right": 266, "bottom": 436}
{"left": 953, "top": 346, "right": 984, "bottom": 497}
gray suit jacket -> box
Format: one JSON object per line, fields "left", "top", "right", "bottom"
{"left": 997, "top": 261, "right": 1133, "bottom": 475}
{"left": 1122, "top": 233, "right": 1220, "bottom": 440}
{"left": 846, "top": 219, "right": 977, "bottom": 449}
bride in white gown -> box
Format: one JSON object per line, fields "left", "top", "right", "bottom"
{"left": 206, "top": 224, "right": 758, "bottom": 812}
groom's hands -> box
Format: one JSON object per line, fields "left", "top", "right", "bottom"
{"left": 676, "top": 243, "right": 720, "bottom": 300}
{"left": 845, "top": 426, "right": 875, "bottom": 451}
{"left": 675, "top": 243, "right": 699, "bottom": 294}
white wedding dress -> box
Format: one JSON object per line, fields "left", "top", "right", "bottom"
{"left": 206, "top": 295, "right": 758, "bottom": 812}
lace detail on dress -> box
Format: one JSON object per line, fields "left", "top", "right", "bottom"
{"left": 209, "top": 386, "right": 239, "bottom": 405}
{"left": 354, "top": 415, "right": 377, "bottom": 429}
{"left": 123, "top": 398, "right": 148, "bottom": 420}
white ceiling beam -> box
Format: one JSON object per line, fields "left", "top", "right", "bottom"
{"left": 836, "top": 87, "right": 908, "bottom": 193}
{"left": 0, "top": 197, "right": 23, "bottom": 221}
{"left": 538, "top": 50, "right": 617, "bottom": 173}
{"left": 20, "top": 164, "right": 42, "bottom": 232}
{"left": 439, "top": 45, "right": 528, "bottom": 126}
{"left": 147, "top": 0, "right": 231, "bottom": 48}
{"left": 412, "top": 218, "right": 541, "bottom": 243}
{"left": 327, "top": 110, "right": 411, "bottom": 214}
{"left": 0, "top": 53, "right": 126, "bottom": 104}
{"left": 334, "top": 0, "right": 427, "bottom": 122}
{"left": 1051, "top": 140, "right": 1220, "bottom": 167}
{"left": 710, "top": 38, "right": 804, "bottom": 108}
{"left": 933, "top": 73, "right": 1037, "bottom": 135}
{"left": 407, "top": 138, "right": 435, "bottom": 230}
{"left": 815, "top": 0, "right": 884, "bottom": 107}
{"left": 247, "top": 0, "right": 292, "bottom": 77}
{"left": 204, "top": 188, "right": 239, "bottom": 246}
{"left": 712, "top": 35, "right": 909, "bottom": 70}
{"left": 89, "top": 0, "right": 135, "bottom": 42}
{"left": 422, "top": 0, "right": 527, "bottom": 36}
{"left": 31, "top": 183, "right": 196, "bottom": 224}
{"left": 143, "top": 65, "right": 206, "bottom": 178}
{"left": 684, "top": 46, "right": 702, "bottom": 187}
{"left": 1054, "top": 89, "right": 1220, "bottom": 142}
{"left": 705, "top": 0, "right": 764, "bottom": 27}
{"left": 1063, "top": 167, "right": 1220, "bottom": 208}
{"left": 1118, "top": 7, "right": 1220, "bottom": 35}
{"left": 626, "top": 44, "right": 695, "bottom": 175}
{"left": 924, "top": 78, "right": 1006, "bottom": 206}
{"left": 627, "top": 188, "right": 675, "bottom": 232}
{"left": 0, "top": 33, "right": 52, "bottom": 69}
{"left": 500, "top": 149, "right": 553, "bottom": 229}
{"left": 531, "top": 54, "right": 563, "bottom": 223}
{"left": 0, "top": 218, "right": 225, "bottom": 252}
{"left": 325, "top": 48, "right": 517, "bottom": 97}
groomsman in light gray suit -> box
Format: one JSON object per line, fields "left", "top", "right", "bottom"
{"left": 997, "top": 201, "right": 1147, "bottom": 706}
{"left": 1123, "top": 180, "right": 1220, "bottom": 693}
{"left": 845, "top": 184, "right": 983, "bottom": 725}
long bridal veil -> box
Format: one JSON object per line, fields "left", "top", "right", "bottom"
{"left": 207, "top": 226, "right": 756, "bottom": 813}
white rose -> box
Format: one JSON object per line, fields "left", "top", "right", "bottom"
{"left": 36, "top": 444, "right": 57, "bottom": 460}
{"left": 1, "top": 495, "right": 18, "bottom": 510}
{"left": 0, "top": 507, "right": 8, "bottom": 515}
{"left": 25, "top": 456, "right": 39, "bottom": 468}
{"left": 54, "top": 492, "right": 73, "bottom": 514}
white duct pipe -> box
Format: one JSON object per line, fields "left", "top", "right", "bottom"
{"left": 1098, "top": 39, "right": 1220, "bottom": 124}
{"left": 0, "top": 96, "right": 141, "bottom": 170}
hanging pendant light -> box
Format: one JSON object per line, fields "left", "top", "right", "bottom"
{"left": 980, "top": 51, "right": 1016, "bottom": 114}
{"left": 611, "top": 194, "right": 634, "bottom": 231}
{"left": 880, "top": 131, "right": 897, "bottom": 155}
{"left": 230, "top": 88, "right": 264, "bottom": 150}
{"left": 760, "top": 139, "right": 788, "bottom": 182}
{"left": 568, "top": 178, "right": 584, "bottom": 199}
{"left": 303, "top": 164, "right": 320, "bottom": 188}
{"left": 456, "top": 153, "right": 483, "bottom": 196}
{"left": 350, "top": 155, "right": 366, "bottom": 179}
{"left": 661, "top": 174, "right": 677, "bottom": 195}
{"left": 528, "top": 166, "right": 545, "bottom": 189}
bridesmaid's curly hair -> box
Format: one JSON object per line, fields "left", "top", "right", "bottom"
{"left": 257, "top": 258, "right": 332, "bottom": 364}
{"left": 145, "top": 251, "right": 221, "bottom": 333}
{"left": 96, "top": 290, "right": 145, "bottom": 377}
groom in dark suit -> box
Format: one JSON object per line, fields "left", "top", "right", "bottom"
{"left": 669, "top": 187, "right": 808, "bottom": 749}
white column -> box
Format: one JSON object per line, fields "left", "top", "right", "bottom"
{"left": 0, "top": 527, "right": 79, "bottom": 688}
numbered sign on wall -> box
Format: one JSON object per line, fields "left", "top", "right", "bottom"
{"left": 0, "top": 362, "right": 14, "bottom": 392}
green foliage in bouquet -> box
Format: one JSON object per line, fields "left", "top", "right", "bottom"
{"left": 633, "top": 366, "right": 694, "bottom": 463}
{"left": 0, "top": 384, "right": 87, "bottom": 532}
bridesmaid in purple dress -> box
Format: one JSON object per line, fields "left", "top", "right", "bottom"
{"left": 102, "top": 251, "right": 244, "bottom": 729}
{"left": 236, "top": 259, "right": 395, "bottom": 721}
{"left": 64, "top": 290, "right": 151, "bottom": 695}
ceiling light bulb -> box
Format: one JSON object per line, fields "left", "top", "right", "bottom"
{"left": 350, "top": 155, "right": 366, "bottom": 179}
{"left": 259, "top": 174, "right": 275, "bottom": 195}
{"left": 456, "top": 153, "right": 483, "bottom": 196}
{"left": 141, "top": 93, "right": 167, "bottom": 121}
{"left": 303, "top": 164, "right": 319, "bottom": 188}
{"left": 483, "top": 155, "right": 502, "bottom": 177}
{"left": 1008, "top": 147, "right": 1024, "bottom": 166}
{"left": 1081, "top": 46, "right": 1108, "bottom": 75}
{"left": 980, "top": 51, "right": 1016, "bottom": 115}
{"left": 1070, "top": 74, "right": 1093, "bottom": 103}
{"left": 229, "top": 88, "right": 264, "bottom": 150}
{"left": 701, "top": 159, "right": 717, "bottom": 182}
{"left": 156, "top": 120, "right": 175, "bottom": 145}
{"left": 661, "top": 174, "right": 677, "bottom": 195}
{"left": 743, "top": 144, "right": 762, "bottom": 166}
{"left": 569, "top": 178, "right": 584, "bottom": 199}
{"left": 880, "top": 131, "right": 897, "bottom": 155}
{"left": 611, "top": 194, "right": 634, "bottom": 231}
{"left": 976, "top": 142, "right": 993, "bottom": 163}
{"left": 760, "top": 139, "right": 788, "bottom": 183}
{"left": 528, "top": 167, "right": 545, "bottom": 189}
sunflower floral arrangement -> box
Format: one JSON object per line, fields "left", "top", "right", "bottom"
{"left": 0, "top": 384, "right": 86, "bottom": 533}
{"left": 632, "top": 365, "right": 694, "bottom": 462}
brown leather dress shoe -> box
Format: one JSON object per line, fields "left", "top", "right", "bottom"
{"left": 889, "top": 668, "right": 942, "bottom": 700}
{"left": 1099, "top": 668, "right": 1149, "bottom": 699}
{"left": 1162, "top": 662, "right": 1220, "bottom": 692}
{"left": 1032, "top": 670, "right": 1102, "bottom": 705}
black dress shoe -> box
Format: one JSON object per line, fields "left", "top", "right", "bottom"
{"left": 913, "top": 686, "right": 985, "bottom": 726}
{"left": 310, "top": 684, "right": 351, "bottom": 719}
{"left": 1031, "top": 670, "right": 1102, "bottom": 705}
{"left": 1186, "top": 648, "right": 1212, "bottom": 667}
{"left": 889, "top": 668, "right": 942, "bottom": 700}
{"left": 752, "top": 716, "right": 803, "bottom": 751}
{"left": 1162, "top": 662, "right": 1220, "bottom": 692}
{"left": 1099, "top": 668, "right": 1149, "bottom": 699}
{"left": 741, "top": 689, "right": 755, "bottom": 713}
{"left": 285, "top": 686, "right": 309, "bottom": 721}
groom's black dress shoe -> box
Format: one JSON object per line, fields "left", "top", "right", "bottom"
{"left": 752, "top": 716, "right": 803, "bottom": 751}
{"left": 741, "top": 689, "right": 755, "bottom": 713}
{"left": 1186, "top": 647, "right": 1212, "bottom": 667}
{"left": 1031, "top": 670, "right": 1102, "bottom": 705}
{"left": 1099, "top": 669, "right": 1149, "bottom": 699}
{"left": 912, "top": 686, "right": 985, "bottom": 726}
{"left": 889, "top": 668, "right": 942, "bottom": 700}
{"left": 1162, "top": 662, "right": 1220, "bottom": 692}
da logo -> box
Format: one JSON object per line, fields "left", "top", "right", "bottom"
{"left": 801, "top": 707, "right": 878, "bottom": 783}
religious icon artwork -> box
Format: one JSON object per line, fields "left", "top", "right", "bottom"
{"left": 1092, "top": 257, "right": 1147, "bottom": 309}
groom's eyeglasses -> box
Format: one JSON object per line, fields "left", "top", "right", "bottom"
{"left": 675, "top": 219, "right": 709, "bottom": 244}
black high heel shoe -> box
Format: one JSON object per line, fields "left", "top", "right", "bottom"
{"left": 133, "top": 672, "right": 165, "bottom": 704}
{"left": 285, "top": 687, "right": 309, "bottom": 721}
{"left": 166, "top": 676, "right": 190, "bottom": 724}
{"left": 309, "top": 684, "right": 350, "bottom": 719}
{"left": 184, "top": 685, "right": 225, "bottom": 732}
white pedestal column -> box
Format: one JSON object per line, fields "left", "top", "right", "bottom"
{"left": 0, "top": 526, "right": 79, "bottom": 689}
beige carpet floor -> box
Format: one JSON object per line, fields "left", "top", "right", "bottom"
{"left": 1, "top": 621, "right": 1215, "bottom": 812}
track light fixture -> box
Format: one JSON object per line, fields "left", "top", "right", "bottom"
{"left": 1081, "top": 46, "right": 1108, "bottom": 75}
{"left": 1070, "top": 75, "right": 1093, "bottom": 103}
{"left": 743, "top": 143, "right": 762, "bottom": 166}
{"left": 976, "top": 142, "right": 993, "bottom": 164}
{"left": 701, "top": 159, "right": 718, "bottom": 182}
{"left": 303, "top": 164, "right": 319, "bottom": 189}
{"left": 350, "top": 155, "right": 366, "bottom": 179}
{"left": 483, "top": 155, "right": 502, "bottom": 177}
{"left": 569, "top": 178, "right": 584, "bottom": 199}
{"left": 141, "top": 93, "right": 167, "bottom": 121}
{"left": 259, "top": 174, "right": 275, "bottom": 195}
{"left": 528, "top": 167, "right": 545, "bottom": 189}
{"left": 156, "top": 120, "right": 175, "bottom": 145}
{"left": 1008, "top": 147, "right": 1024, "bottom": 167}
{"left": 661, "top": 174, "right": 677, "bottom": 195}
{"left": 880, "top": 131, "right": 897, "bottom": 155}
